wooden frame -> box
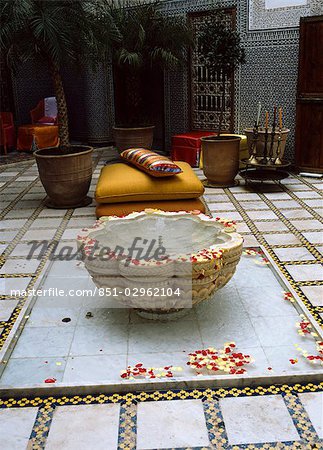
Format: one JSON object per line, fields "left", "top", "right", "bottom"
{"left": 188, "top": 7, "right": 236, "bottom": 133}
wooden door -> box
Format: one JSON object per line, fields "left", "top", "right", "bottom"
{"left": 295, "top": 15, "right": 323, "bottom": 173}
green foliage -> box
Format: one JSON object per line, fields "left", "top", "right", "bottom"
{"left": 198, "top": 10, "right": 245, "bottom": 77}
{"left": 0, "top": 0, "right": 120, "bottom": 146}
{"left": 198, "top": 10, "right": 245, "bottom": 134}
{"left": 0, "top": 0, "right": 120, "bottom": 73}
{"left": 110, "top": 0, "right": 193, "bottom": 72}
{"left": 108, "top": 0, "right": 193, "bottom": 125}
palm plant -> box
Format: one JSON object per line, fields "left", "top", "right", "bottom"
{"left": 0, "top": 0, "right": 120, "bottom": 149}
{"left": 198, "top": 10, "right": 245, "bottom": 135}
{"left": 109, "top": 0, "right": 193, "bottom": 126}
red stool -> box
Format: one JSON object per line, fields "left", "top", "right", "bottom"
{"left": 171, "top": 131, "right": 216, "bottom": 167}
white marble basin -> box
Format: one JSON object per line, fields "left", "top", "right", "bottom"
{"left": 77, "top": 210, "right": 243, "bottom": 319}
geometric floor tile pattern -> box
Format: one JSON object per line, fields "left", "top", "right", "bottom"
{"left": 298, "top": 391, "right": 323, "bottom": 439}
{"left": 0, "top": 382, "right": 322, "bottom": 449}
{"left": 0, "top": 148, "right": 322, "bottom": 353}
{"left": 1, "top": 149, "right": 323, "bottom": 448}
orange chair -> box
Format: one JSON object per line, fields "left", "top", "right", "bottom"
{"left": 0, "top": 112, "right": 16, "bottom": 154}
{"left": 30, "top": 97, "right": 57, "bottom": 125}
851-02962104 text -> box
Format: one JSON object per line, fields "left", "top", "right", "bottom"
{"left": 98, "top": 287, "right": 181, "bottom": 297}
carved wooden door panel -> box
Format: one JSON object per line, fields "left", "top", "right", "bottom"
{"left": 295, "top": 15, "right": 323, "bottom": 173}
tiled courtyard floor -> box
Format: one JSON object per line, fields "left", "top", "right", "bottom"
{"left": 0, "top": 384, "right": 322, "bottom": 448}
{"left": 0, "top": 148, "right": 322, "bottom": 448}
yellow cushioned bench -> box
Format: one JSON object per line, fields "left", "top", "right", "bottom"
{"left": 95, "top": 161, "right": 205, "bottom": 217}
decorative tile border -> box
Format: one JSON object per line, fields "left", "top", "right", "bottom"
{"left": 0, "top": 383, "right": 322, "bottom": 449}
{"left": 1, "top": 381, "right": 322, "bottom": 407}
{"left": 248, "top": 0, "right": 320, "bottom": 31}
{"left": 118, "top": 404, "right": 137, "bottom": 450}
{"left": 28, "top": 405, "right": 55, "bottom": 449}
{"left": 283, "top": 392, "right": 320, "bottom": 444}
{"left": 203, "top": 399, "right": 228, "bottom": 449}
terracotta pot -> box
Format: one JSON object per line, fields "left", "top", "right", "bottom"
{"left": 113, "top": 126, "right": 155, "bottom": 153}
{"left": 201, "top": 135, "right": 241, "bottom": 187}
{"left": 244, "top": 128, "right": 290, "bottom": 160}
{"left": 35, "top": 145, "right": 93, "bottom": 208}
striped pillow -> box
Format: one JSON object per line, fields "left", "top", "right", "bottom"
{"left": 120, "top": 148, "right": 183, "bottom": 177}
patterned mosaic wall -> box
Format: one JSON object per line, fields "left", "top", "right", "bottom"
{"left": 239, "top": 44, "right": 299, "bottom": 161}
{"left": 10, "top": 0, "right": 322, "bottom": 157}
{"left": 11, "top": 60, "right": 115, "bottom": 144}
{"left": 162, "top": 0, "right": 322, "bottom": 159}
{"left": 249, "top": 0, "right": 322, "bottom": 30}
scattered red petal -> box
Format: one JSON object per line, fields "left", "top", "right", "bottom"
{"left": 44, "top": 378, "right": 56, "bottom": 383}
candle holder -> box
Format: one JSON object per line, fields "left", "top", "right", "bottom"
{"left": 244, "top": 127, "right": 290, "bottom": 165}
{"left": 247, "top": 122, "right": 259, "bottom": 164}
{"left": 260, "top": 126, "right": 269, "bottom": 165}
{"left": 268, "top": 124, "right": 276, "bottom": 164}
{"left": 274, "top": 128, "right": 283, "bottom": 165}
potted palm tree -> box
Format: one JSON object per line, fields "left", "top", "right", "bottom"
{"left": 199, "top": 10, "right": 245, "bottom": 187}
{"left": 109, "top": 0, "right": 193, "bottom": 152}
{"left": 0, "top": 0, "right": 119, "bottom": 208}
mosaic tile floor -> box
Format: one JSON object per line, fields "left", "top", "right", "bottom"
{"left": 1, "top": 149, "right": 322, "bottom": 378}
{"left": 0, "top": 148, "right": 323, "bottom": 447}
{"left": 0, "top": 383, "right": 322, "bottom": 449}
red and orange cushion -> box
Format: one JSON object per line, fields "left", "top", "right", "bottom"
{"left": 120, "top": 148, "right": 182, "bottom": 177}
{"left": 37, "top": 116, "right": 57, "bottom": 125}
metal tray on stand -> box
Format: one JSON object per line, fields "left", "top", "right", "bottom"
{"left": 239, "top": 158, "right": 291, "bottom": 183}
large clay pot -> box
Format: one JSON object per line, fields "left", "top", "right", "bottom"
{"left": 201, "top": 135, "right": 241, "bottom": 187}
{"left": 35, "top": 145, "right": 93, "bottom": 208}
{"left": 113, "top": 125, "right": 155, "bottom": 153}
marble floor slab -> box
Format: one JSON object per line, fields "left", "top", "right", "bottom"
{"left": 299, "top": 392, "right": 323, "bottom": 439}
{"left": 219, "top": 395, "right": 300, "bottom": 445}
{"left": 285, "top": 264, "right": 323, "bottom": 282}
{"left": 1, "top": 252, "right": 322, "bottom": 387}
{"left": 45, "top": 404, "right": 120, "bottom": 450}
{"left": 0, "top": 407, "right": 38, "bottom": 450}
{"left": 136, "top": 399, "right": 209, "bottom": 449}
{"left": 272, "top": 246, "right": 316, "bottom": 261}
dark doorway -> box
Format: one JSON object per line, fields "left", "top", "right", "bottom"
{"left": 0, "top": 59, "right": 15, "bottom": 114}
{"left": 113, "top": 66, "right": 165, "bottom": 151}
